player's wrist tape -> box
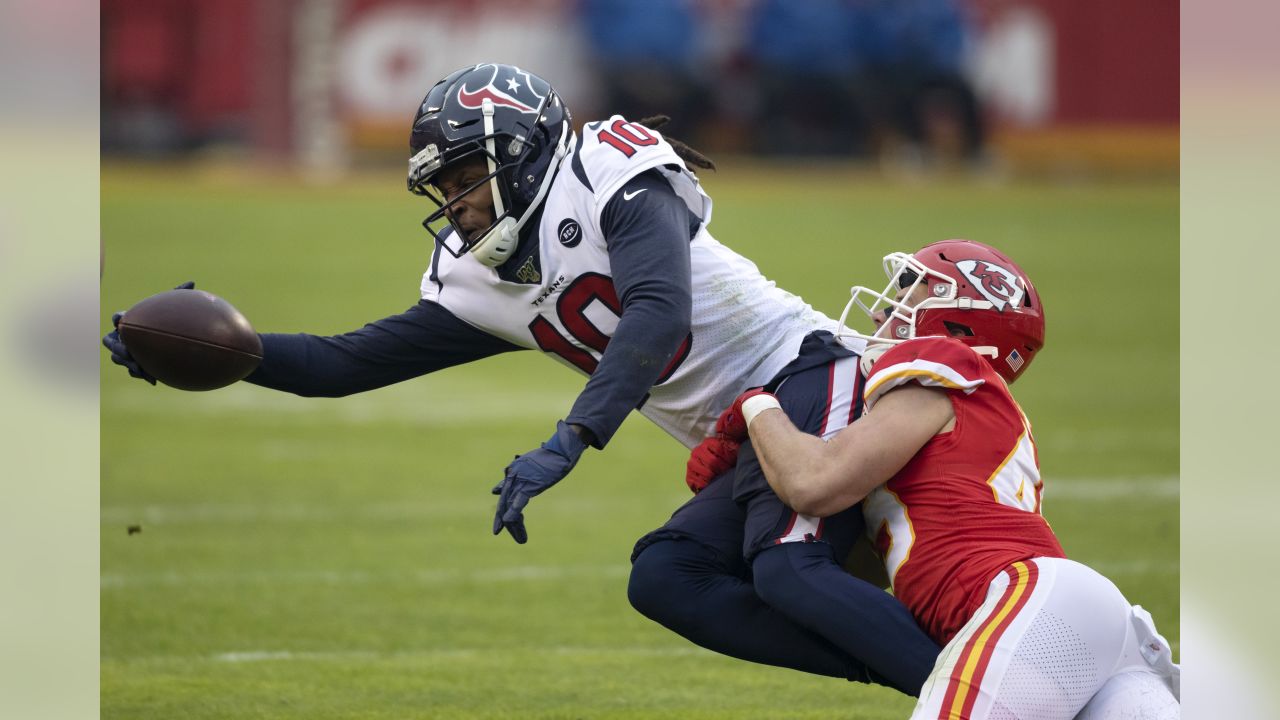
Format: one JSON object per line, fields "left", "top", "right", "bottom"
{"left": 742, "top": 394, "right": 782, "bottom": 429}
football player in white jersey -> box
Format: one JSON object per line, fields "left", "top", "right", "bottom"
{"left": 104, "top": 63, "right": 939, "bottom": 695}
{"left": 703, "top": 240, "right": 1179, "bottom": 718}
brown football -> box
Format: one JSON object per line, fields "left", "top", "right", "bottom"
{"left": 117, "top": 289, "right": 262, "bottom": 391}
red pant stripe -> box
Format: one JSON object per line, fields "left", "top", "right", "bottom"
{"left": 936, "top": 561, "right": 1039, "bottom": 719}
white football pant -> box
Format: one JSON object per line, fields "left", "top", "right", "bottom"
{"left": 911, "top": 557, "right": 1178, "bottom": 720}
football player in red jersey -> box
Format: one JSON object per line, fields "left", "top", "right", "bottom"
{"left": 702, "top": 240, "right": 1179, "bottom": 719}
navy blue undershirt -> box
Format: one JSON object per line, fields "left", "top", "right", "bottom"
{"left": 244, "top": 170, "right": 695, "bottom": 449}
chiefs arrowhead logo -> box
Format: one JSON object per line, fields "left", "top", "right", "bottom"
{"left": 956, "top": 259, "right": 1024, "bottom": 311}
{"left": 456, "top": 64, "right": 543, "bottom": 115}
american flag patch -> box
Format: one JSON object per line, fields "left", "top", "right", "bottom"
{"left": 1006, "top": 349, "right": 1024, "bottom": 373}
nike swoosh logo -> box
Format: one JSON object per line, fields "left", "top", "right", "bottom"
{"left": 623, "top": 189, "right": 647, "bottom": 201}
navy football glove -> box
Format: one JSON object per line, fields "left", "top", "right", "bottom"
{"left": 102, "top": 281, "right": 195, "bottom": 385}
{"left": 493, "top": 421, "right": 589, "bottom": 544}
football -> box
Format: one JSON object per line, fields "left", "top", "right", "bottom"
{"left": 117, "top": 289, "right": 263, "bottom": 391}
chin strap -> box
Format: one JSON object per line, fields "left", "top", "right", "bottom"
{"left": 471, "top": 99, "right": 516, "bottom": 266}
{"left": 470, "top": 109, "right": 573, "bottom": 268}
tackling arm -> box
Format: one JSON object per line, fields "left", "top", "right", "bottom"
{"left": 750, "top": 384, "right": 954, "bottom": 516}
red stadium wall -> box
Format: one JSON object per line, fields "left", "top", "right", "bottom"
{"left": 974, "top": 0, "right": 1178, "bottom": 124}
{"left": 101, "top": 0, "right": 1178, "bottom": 160}
{"left": 102, "top": 0, "right": 255, "bottom": 134}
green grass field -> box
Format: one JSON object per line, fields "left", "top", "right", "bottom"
{"left": 101, "top": 162, "right": 1177, "bottom": 719}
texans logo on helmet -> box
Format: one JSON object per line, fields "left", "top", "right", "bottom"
{"left": 456, "top": 64, "right": 543, "bottom": 115}
{"left": 956, "top": 259, "right": 1024, "bottom": 311}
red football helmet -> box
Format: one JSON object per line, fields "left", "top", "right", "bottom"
{"left": 837, "top": 239, "right": 1045, "bottom": 383}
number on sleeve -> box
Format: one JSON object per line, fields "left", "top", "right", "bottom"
{"left": 597, "top": 119, "right": 659, "bottom": 158}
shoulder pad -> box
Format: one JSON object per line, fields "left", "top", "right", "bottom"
{"left": 864, "top": 337, "right": 986, "bottom": 409}
{"left": 577, "top": 116, "right": 687, "bottom": 205}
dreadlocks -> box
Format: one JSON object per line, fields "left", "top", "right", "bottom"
{"left": 636, "top": 115, "right": 717, "bottom": 173}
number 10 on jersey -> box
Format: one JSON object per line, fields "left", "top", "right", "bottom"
{"left": 528, "top": 273, "right": 691, "bottom": 384}
{"left": 597, "top": 120, "right": 658, "bottom": 157}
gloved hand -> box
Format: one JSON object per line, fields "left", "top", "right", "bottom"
{"left": 682, "top": 388, "right": 775, "bottom": 494}
{"left": 101, "top": 281, "right": 195, "bottom": 385}
{"left": 492, "top": 420, "right": 589, "bottom": 544}
{"left": 685, "top": 435, "right": 740, "bottom": 494}
{"left": 713, "top": 387, "right": 773, "bottom": 442}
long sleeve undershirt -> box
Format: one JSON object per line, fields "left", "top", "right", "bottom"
{"left": 242, "top": 301, "right": 523, "bottom": 397}
{"left": 564, "top": 170, "right": 695, "bottom": 447}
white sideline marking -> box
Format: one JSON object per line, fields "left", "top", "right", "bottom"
{"left": 101, "top": 564, "right": 632, "bottom": 589}
{"left": 99, "top": 477, "right": 1178, "bottom": 527}
{"left": 100, "top": 496, "right": 626, "bottom": 525}
{"left": 1088, "top": 560, "right": 1180, "bottom": 576}
{"left": 101, "top": 557, "right": 1178, "bottom": 591}
{"left": 105, "top": 380, "right": 577, "bottom": 425}
{"left": 212, "top": 646, "right": 709, "bottom": 664}
{"left": 108, "top": 645, "right": 715, "bottom": 666}
{"left": 1045, "top": 476, "right": 1178, "bottom": 501}
{"left": 100, "top": 501, "right": 479, "bottom": 525}
{"left": 1038, "top": 429, "right": 1177, "bottom": 453}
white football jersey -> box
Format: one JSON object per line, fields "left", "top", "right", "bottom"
{"left": 422, "top": 116, "right": 837, "bottom": 447}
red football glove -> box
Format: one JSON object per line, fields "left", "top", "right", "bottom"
{"left": 685, "top": 436, "right": 740, "bottom": 494}
{"left": 684, "top": 388, "right": 776, "bottom": 494}
{"left": 714, "top": 388, "right": 773, "bottom": 442}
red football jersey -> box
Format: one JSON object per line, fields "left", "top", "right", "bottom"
{"left": 861, "top": 337, "right": 1065, "bottom": 645}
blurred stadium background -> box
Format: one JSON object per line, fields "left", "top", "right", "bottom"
{"left": 100, "top": 1, "right": 1178, "bottom": 718}
{"left": 101, "top": 0, "right": 1177, "bottom": 175}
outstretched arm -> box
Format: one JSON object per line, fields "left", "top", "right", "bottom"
{"left": 748, "top": 384, "right": 953, "bottom": 516}
{"left": 244, "top": 299, "right": 523, "bottom": 397}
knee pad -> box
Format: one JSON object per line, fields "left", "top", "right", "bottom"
{"left": 1131, "top": 605, "right": 1180, "bottom": 701}
{"left": 1075, "top": 671, "right": 1180, "bottom": 720}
